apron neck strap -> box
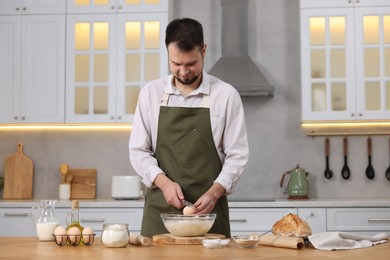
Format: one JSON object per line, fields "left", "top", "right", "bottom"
{"left": 160, "top": 93, "right": 210, "bottom": 108}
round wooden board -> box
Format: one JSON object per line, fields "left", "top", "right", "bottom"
{"left": 153, "top": 233, "right": 225, "bottom": 245}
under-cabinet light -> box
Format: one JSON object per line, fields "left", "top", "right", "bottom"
{"left": 0, "top": 125, "right": 132, "bottom": 131}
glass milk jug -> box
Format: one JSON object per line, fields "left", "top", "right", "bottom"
{"left": 30, "top": 200, "right": 60, "bottom": 241}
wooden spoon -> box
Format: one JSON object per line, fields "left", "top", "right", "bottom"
{"left": 59, "top": 164, "right": 69, "bottom": 183}
{"left": 365, "top": 137, "right": 375, "bottom": 180}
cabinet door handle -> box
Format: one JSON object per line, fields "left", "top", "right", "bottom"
{"left": 368, "top": 218, "right": 390, "bottom": 222}
{"left": 80, "top": 218, "right": 105, "bottom": 223}
{"left": 4, "top": 213, "right": 29, "bottom": 217}
{"left": 230, "top": 219, "right": 247, "bottom": 223}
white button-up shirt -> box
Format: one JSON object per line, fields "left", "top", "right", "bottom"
{"left": 129, "top": 71, "right": 249, "bottom": 194}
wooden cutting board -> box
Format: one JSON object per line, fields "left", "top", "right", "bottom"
{"left": 153, "top": 233, "right": 225, "bottom": 245}
{"left": 3, "top": 143, "right": 34, "bottom": 199}
{"left": 69, "top": 169, "right": 97, "bottom": 199}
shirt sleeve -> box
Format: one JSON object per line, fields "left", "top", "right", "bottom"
{"left": 128, "top": 86, "right": 164, "bottom": 187}
{"left": 213, "top": 91, "right": 249, "bottom": 194}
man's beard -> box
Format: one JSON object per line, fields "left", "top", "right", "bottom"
{"left": 175, "top": 73, "right": 201, "bottom": 85}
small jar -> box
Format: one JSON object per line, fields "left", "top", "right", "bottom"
{"left": 101, "top": 223, "right": 129, "bottom": 248}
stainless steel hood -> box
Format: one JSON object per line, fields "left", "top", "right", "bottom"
{"left": 209, "top": 0, "right": 274, "bottom": 96}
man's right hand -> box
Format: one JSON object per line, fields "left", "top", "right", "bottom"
{"left": 154, "top": 173, "right": 184, "bottom": 209}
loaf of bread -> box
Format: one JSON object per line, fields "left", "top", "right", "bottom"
{"left": 272, "top": 213, "right": 312, "bottom": 237}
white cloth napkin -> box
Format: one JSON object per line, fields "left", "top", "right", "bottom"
{"left": 308, "top": 232, "right": 388, "bottom": 251}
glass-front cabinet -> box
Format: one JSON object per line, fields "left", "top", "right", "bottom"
{"left": 300, "top": 0, "right": 390, "bottom": 121}
{"left": 66, "top": 1, "right": 168, "bottom": 123}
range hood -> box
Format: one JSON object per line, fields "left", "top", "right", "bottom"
{"left": 209, "top": 0, "right": 274, "bottom": 96}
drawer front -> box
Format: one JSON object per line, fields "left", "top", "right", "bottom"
{"left": 77, "top": 208, "right": 143, "bottom": 235}
{"left": 327, "top": 208, "right": 390, "bottom": 232}
{"left": 298, "top": 208, "right": 326, "bottom": 234}
{"left": 0, "top": 208, "right": 35, "bottom": 236}
{"left": 229, "top": 208, "right": 297, "bottom": 233}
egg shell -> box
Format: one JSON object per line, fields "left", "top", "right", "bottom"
{"left": 183, "top": 206, "right": 196, "bottom": 215}
{"left": 67, "top": 227, "right": 81, "bottom": 244}
{"left": 82, "top": 227, "right": 94, "bottom": 243}
{"left": 54, "top": 226, "right": 67, "bottom": 236}
{"left": 54, "top": 226, "right": 68, "bottom": 244}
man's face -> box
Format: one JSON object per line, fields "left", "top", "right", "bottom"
{"left": 167, "top": 43, "right": 206, "bottom": 85}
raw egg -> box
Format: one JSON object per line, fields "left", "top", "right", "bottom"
{"left": 82, "top": 227, "right": 94, "bottom": 244}
{"left": 54, "top": 226, "right": 68, "bottom": 244}
{"left": 67, "top": 227, "right": 81, "bottom": 244}
{"left": 183, "top": 206, "right": 196, "bottom": 215}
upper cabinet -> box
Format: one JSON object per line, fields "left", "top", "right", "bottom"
{"left": 0, "top": 0, "right": 66, "bottom": 15}
{"left": 300, "top": 0, "right": 390, "bottom": 121}
{"left": 0, "top": 2, "right": 65, "bottom": 124}
{"left": 67, "top": 0, "right": 168, "bottom": 13}
{"left": 65, "top": 0, "right": 168, "bottom": 123}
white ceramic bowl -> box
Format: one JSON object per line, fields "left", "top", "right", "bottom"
{"left": 161, "top": 213, "right": 216, "bottom": 237}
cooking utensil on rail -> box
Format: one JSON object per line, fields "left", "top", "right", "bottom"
{"left": 341, "top": 138, "right": 351, "bottom": 180}
{"left": 324, "top": 138, "right": 333, "bottom": 179}
{"left": 365, "top": 137, "right": 375, "bottom": 180}
{"left": 385, "top": 138, "right": 390, "bottom": 182}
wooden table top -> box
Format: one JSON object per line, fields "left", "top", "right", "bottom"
{"left": 0, "top": 237, "right": 389, "bottom": 260}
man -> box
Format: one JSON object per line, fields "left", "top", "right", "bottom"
{"left": 129, "top": 18, "right": 248, "bottom": 237}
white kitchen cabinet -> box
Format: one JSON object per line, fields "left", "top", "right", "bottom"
{"left": 77, "top": 208, "right": 143, "bottom": 235}
{"left": 298, "top": 208, "right": 326, "bottom": 234}
{"left": 0, "top": 206, "right": 143, "bottom": 237}
{"left": 65, "top": 6, "right": 168, "bottom": 123}
{"left": 0, "top": 10, "right": 65, "bottom": 123}
{"left": 229, "top": 208, "right": 297, "bottom": 235}
{"left": 0, "top": 208, "right": 35, "bottom": 236}
{"left": 300, "top": 1, "right": 390, "bottom": 121}
{"left": 0, "top": 0, "right": 65, "bottom": 15}
{"left": 300, "top": 0, "right": 389, "bottom": 8}
{"left": 67, "top": 0, "right": 168, "bottom": 14}
{"left": 327, "top": 208, "right": 390, "bottom": 235}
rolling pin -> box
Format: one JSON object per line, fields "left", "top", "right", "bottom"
{"left": 129, "top": 234, "right": 152, "bottom": 246}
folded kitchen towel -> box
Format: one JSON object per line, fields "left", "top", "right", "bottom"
{"left": 308, "top": 232, "right": 388, "bottom": 251}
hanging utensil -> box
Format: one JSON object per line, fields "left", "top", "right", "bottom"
{"left": 324, "top": 138, "right": 333, "bottom": 179}
{"left": 385, "top": 138, "right": 390, "bottom": 182}
{"left": 341, "top": 138, "right": 351, "bottom": 180}
{"left": 365, "top": 137, "right": 375, "bottom": 180}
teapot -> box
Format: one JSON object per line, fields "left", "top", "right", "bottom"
{"left": 280, "top": 164, "right": 309, "bottom": 199}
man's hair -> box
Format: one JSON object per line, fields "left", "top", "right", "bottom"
{"left": 165, "top": 18, "right": 204, "bottom": 52}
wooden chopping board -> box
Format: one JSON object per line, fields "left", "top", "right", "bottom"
{"left": 3, "top": 143, "right": 34, "bottom": 199}
{"left": 153, "top": 233, "right": 225, "bottom": 245}
{"left": 69, "top": 169, "right": 97, "bottom": 199}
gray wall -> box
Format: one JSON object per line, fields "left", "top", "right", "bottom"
{"left": 1, "top": 0, "right": 390, "bottom": 200}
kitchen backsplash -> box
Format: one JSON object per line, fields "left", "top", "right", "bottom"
{"left": 1, "top": 0, "right": 390, "bottom": 200}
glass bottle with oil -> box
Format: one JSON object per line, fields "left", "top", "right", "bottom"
{"left": 66, "top": 200, "right": 84, "bottom": 232}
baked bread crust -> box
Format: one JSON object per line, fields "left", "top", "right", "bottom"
{"left": 272, "top": 213, "right": 312, "bottom": 237}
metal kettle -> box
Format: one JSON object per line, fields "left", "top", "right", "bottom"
{"left": 280, "top": 164, "right": 309, "bottom": 199}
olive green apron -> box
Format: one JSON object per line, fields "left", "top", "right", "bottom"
{"left": 141, "top": 92, "right": 230, "bottom": 237}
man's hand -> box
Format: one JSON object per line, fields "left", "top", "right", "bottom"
{"left": 193, "top": 183, "right": 225, "bottom": 214}
{"left": 154, "top": 173, "right": 184, "bottom": 209}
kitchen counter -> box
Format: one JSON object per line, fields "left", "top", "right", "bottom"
{"left": 1, "top": 197, "right": 390, "bottom": 208}
{"left": 0, "top": 237, "right": 388, "bottom": 259}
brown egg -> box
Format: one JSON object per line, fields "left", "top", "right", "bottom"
{"left": 183, "top": 206, "right": 196, "bottom": 215}
{"left": 54, "top": 226, "right": 68, "bottom": 244}
{"left": 67, "top": 227, "right": 81, "bottom": 244}
{"left": 82, "top": 227, "right": 94, "bottom": 244}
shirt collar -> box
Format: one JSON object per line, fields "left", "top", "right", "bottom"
{"left": 164, "top": 71, "right": 211, "bottom": 96}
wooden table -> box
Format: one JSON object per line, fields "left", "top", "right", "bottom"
{"left": 0, "top": 237, "right": 389, "bottom": 259}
